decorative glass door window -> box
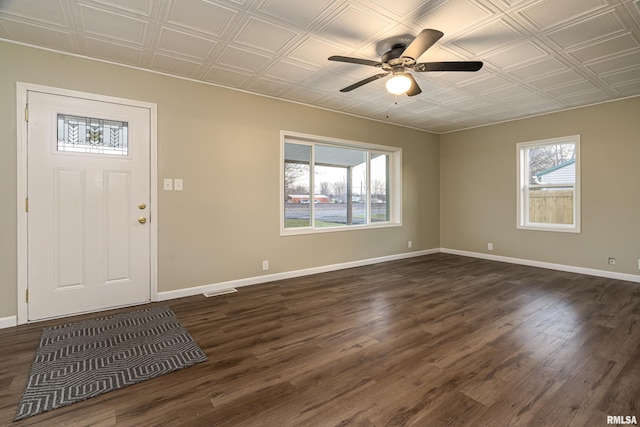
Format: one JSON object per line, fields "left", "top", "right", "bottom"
{"left": 57, "top": 114, "right": 129, "bottom": 155}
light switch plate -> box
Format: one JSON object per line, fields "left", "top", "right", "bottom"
{"left": 174, "top": 179, "right": 183, "bottom": 191}
{"left": 163, "top": 179, "right": 173, "bottom": 191}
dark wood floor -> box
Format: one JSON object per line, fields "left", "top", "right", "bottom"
{"left": 2, "top": 253, "right": 639, "bottom": 426}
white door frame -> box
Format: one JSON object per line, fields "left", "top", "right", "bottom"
{"left": 16, "top": 82, "right": 158, "bottom": 325}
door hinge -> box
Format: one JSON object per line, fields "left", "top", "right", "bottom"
{"left": 25, "top": 105, "right": 28, "bottom": 122}
{"left": 25, "top": 198, "right": 28, "bottom": 213}
{"left": 26, "top": 289, "right": 29, "bottom": 303}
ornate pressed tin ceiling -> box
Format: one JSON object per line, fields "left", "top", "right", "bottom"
{"left": 1, "top": 0, "right": 639, "bottom": 132}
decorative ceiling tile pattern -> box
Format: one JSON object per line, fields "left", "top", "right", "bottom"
{"left": 1, "top": 0, "right": 639, "bottom": 133}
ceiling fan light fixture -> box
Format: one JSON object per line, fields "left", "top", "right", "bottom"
{"left": 386, "top": 73, "right": 412, "bottom": 95}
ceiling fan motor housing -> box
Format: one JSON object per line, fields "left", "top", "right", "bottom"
{"left": 381, "top": 44, "right": 414, "bottom": 70}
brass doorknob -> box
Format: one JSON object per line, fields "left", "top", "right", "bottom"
{"left": 138, "top": 203, "right": 147, "bottom": 210}
{"left": 138, "top": 217, "right": 147, "bottom": 224}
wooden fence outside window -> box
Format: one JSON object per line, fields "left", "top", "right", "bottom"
{"left": 528, "top": 190, "right": 573, "bottom": 224}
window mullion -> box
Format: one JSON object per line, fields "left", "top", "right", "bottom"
{"left": 366, "top": 151, "right": 371, "bottom": 225}
{"left": 310, "top": 144, "right": 316, "bottom": 228}
{"left": 385, "top": 154, "right": 391, "bottom": 221}
{"left": 346, "top": 166, "right": 352, "bottom": 225}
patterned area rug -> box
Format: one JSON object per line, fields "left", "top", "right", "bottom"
{"left": 15, "top": 305, "right": 208, "bottom": 421}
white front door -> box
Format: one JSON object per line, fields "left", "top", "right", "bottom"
{"left": 27, "top": 90, "right": 151, "bottom": 321}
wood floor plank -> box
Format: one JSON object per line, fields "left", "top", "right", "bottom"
{"left": 598, "top": 341, "right": 640, "bottom": 416}
{"left": 2, "top": 253, "right": 640, "bottom": 426}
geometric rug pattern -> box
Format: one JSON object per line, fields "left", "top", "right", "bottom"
{"left": 15, "top": 306, "right": 208, "bottom": 421}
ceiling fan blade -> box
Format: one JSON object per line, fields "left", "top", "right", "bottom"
{"left": 329, "top": 55, "right": 382, "bottom": 67}
{"left": 340, "top": 73, "right": 389, "bottom": 92}
{"left": 405, "top": 73, "right": 422, "bottom": 97}
{"left": 414, "top": 61, "right": 484, "bottom": 72}
{"left": 401, "top": 29, "right": 444, "bottom": 61}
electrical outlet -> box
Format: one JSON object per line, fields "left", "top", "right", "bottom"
{"left": 608, "top": 257, "right": 616, "bottom": 266}
{"left": 488, "top": 243, "right": 493, "bottom": 251}
{"left": 262, "top": 260, "right": 269, "bottom": 271}
{"left": 408, "top": 240, "right": 412, "bottom": 248}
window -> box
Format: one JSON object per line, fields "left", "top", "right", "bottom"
{"left": 517, "top": 135, "right": 580, "bottom": 232}
{"left": 57, "top": 114, "right": 128, "bottom": 155}
{"left": 281, "top": 131, "right": 401, "bottom": 235}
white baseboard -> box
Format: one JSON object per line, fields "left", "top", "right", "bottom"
{"left": 440, "top": 248, "right": 640, "bottom": 283}
{"left": 0, "top": 316, "right": 17, "bottom": 329}
{"left": 157, "top": 248, "right": 439, "bottom": 301}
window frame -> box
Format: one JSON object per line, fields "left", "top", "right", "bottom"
{"left": 516, "top": 135, "right": 581, "bottom": 233}
{"left": 280, "top": 131, "right": 402, "bottom": 236}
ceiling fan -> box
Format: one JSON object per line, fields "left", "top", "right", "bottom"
{"left": 328, "top": 29, "right": 483, "bottom": 96}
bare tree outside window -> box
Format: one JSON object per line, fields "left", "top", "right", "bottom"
{"left": 371, "top": 179, "right": 386, "bottom": 201}
{"left": 527, "top": 143, "right": 575, "bottom": 183}
{"left": 319, "top": 181, "right": 332, "bottom": 197}
{"left": 284, "top": 162, "right": 307, "bottom": 196}
{"left": 332, "top": 179, "right": 347, "bottom": 203}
